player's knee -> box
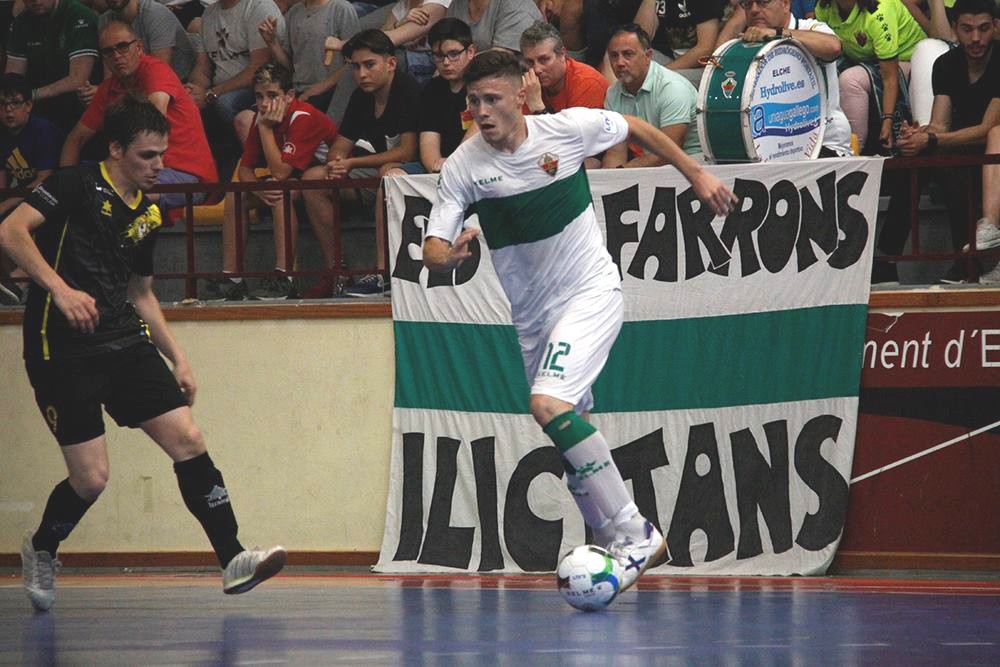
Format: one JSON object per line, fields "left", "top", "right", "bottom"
{"left": 178, "top": 423, "right": 206, "bottom": 457}
{"left": 529, "top": 395, "right": 565, "bottom": 427}
{"left": 71, "top": 468, "right": 109, "bottom": 501}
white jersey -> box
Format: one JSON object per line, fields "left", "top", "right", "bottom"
{"left": 426, "top": 107, "right": 629, "bottom": 334}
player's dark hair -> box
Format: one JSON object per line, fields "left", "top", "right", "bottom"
{"left": 951, "top": 0, "right": 998, "bottom": 19}
{"left": 104, "top": 97, "right": 170, "bottom": 149}
{"left": 253, "top": 62, "right": 294, "bottom": 92}
{"left": 463, "top": 50, "right": 526, "bottom": 86}
{"left": 608, "top": 23, "right": 652, "bottom": 51}
{"left": 0, "top": 73, "right": 32, "bottom": 103}
{"left": 343, "top": 29, "right": 395, "bottom": 59}
{"left": 428, "top": 18, "right": 473, "bottom": 50}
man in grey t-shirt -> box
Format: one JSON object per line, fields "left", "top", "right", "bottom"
{"left": 187, "top": 0, "right": 284, "bottom": 141}
{"left": 100, "top": 0, "right": 195, "bottom": 80}
{"left": 446, "top": 0, "right": 541, "bottom": 53}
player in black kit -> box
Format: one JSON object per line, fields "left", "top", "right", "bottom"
{"left": 0, "top": 99, "right": 285, "bottom": 612}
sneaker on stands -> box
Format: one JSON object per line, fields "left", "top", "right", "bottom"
{"left": 343, "top": 274, "right": 388, "bottom": 298}
{"left": 250, "top": 275, "right": 298, "bottom": 300}
{"left": 22, "top": 531, "right": 59, "bottom": 612}
{"left": 222, "top": 545, "right": 287, "bottom": 594}
{"left": 0, "top": 278, "right": 25, "bottom": 306}
{"left": 962, "top": 218, "right": 1000, "bottom": 252}
{"left": 979, "top": 263, "right": 1000, "bottom": 284}
{"left": 200, "top": 278, "right": 248, "bottom": 302}
{"left": 608, "top": 519, "right": 668, "bottom": 593}
{"left": 938, "top": 262, "right": 971, "bottom": 285}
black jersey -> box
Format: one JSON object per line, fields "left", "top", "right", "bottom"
{"left": 22, "top": 163, "right": 162, "bottom": 362}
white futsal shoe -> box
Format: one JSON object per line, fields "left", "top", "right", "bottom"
{"left": 22, "top": 531, "right": 59, "bottom": 612}
{"left": 609, "top": 520, "right": 668, "bottom": 593}
{"left": 222, "top": 545, "right": 287, "bottom": 594}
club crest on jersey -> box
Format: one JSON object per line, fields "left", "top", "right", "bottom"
{"left": 538, "top": 152, "right": 559, "bottom": 177}
{"left": 101, "top": 200, "right": 113, "bottom": 217}
{"left": 121, "top": 204, "right": 162, "bottom": 245}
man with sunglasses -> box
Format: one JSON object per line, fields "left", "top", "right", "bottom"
{"left": 3, "top": 0, "right": 99, "bottom": 134}
{"left": 60, "top": 22, "right": 217, "bottom": 212}
{"left": 717, "top": 0, "right": 854, "bottom": 157}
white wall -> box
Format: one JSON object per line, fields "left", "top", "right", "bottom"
{"left": 0, "top": 317, "right": 394, "bottom": 554}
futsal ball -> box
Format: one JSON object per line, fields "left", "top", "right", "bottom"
{"left": 556, "top": 545, "right": 621, "bottom": 611}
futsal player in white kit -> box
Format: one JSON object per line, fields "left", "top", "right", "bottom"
{"left": 422, "top": 50, "right": 737, "bottom": 590}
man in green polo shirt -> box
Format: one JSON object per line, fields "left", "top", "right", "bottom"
{"left": 4, "top": 0, "right": 98, "bottom": 134}
{"left": 601, "top": 23, "right": 701, "bottom": 168}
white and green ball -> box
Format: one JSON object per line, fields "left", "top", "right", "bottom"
{"left": 556, "top": 545, "right": 621, "bottom": 611}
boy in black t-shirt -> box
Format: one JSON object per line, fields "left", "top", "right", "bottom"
{"left": 897, "top": 0, "right": 999, "bottom": 283}
{"left": 0, "top": 100, "right": 286, "bottom": 613}
{"left": 302, "top": 29, "right": 419, "bottom": 298}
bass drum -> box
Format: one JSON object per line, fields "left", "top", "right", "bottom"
{"left": 697, "top": 38, "right": 826, "bottom": 163}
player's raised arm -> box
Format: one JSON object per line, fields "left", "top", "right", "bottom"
{"left": 623, "top": 114, "right": 738, "bottom": 217}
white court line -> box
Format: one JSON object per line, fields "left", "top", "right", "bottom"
{"left": 941, "top": 642, "right": 995, "bottom": 646}
{"left": 851, "top": 419, "right": 1000, "bottom": 484}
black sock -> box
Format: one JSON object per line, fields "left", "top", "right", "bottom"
{"left": 32, "top": 479, "right": 95, "bottom": 556}
{"left": 174, "top": 452, "right": 244, "bottom": 567}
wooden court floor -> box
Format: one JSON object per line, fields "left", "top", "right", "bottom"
{"left": 1, "top": 571, "right": 998, "bottom": 665}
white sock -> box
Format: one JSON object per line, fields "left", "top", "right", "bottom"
{"left": 565, "top": 472, "right": 615, "bottom": 545}
{"left": 561, "top": 430, "right": 635, "bottom": 527}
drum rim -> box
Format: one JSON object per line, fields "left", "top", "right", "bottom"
{"left": 698, "top": 37, "right": 828, "bottom": 163}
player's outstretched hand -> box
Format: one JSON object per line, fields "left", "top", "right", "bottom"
{"left": 450, "top": 227, "right": 480, "bottom": 266}
{"left": 53, "top": 287, "right": 99, "bottom": 334}
{"left": 692, "top": 171, "right": 738, "bottom": 218}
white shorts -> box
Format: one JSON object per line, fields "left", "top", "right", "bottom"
{"left": 520, "top": 287, "right": 624, "bottom": 413}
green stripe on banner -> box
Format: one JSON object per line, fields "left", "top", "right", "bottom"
{"left": 393, "top": 320, "right": 531, "bottom": 413}
{"left": 394, "top": 304, "right": 868, "bottom": 413}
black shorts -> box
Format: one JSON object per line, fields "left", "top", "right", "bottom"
{"left": 25, "top": 343, "right": 188, "bottom": 446}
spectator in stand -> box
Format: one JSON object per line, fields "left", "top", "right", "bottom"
{"left": 201, "top": 63, "right": 340, "bottom": 301}
{"left": 534, "top": 0, "right": 587, "bottom": 60}
{"left": 384, "top": 17, "right": 479, "bottom": 176}
{"left": 588, "top": 0, "right": 726, "bottom": 76}
{"left": 162, "top": 0, "right": 207, "bottom": 31}
{"left": 896, "top": 0, "right": 999, "bottom": 283}
{"left": 814, "top": 0, "right": 926, "bottom": 155}
{"left": 302, "top": 29, "right": 420, "bottom": 298}
{"left": 61, "top": 22, "right": 218, "bottom": 213}
{"left": 4, "top": 0, "right": 99, "bottom": 135}
{"left": 186, "top": 0, "right": 285, "bottom": 174}
{"left": 324, "top": 0, "right": 451, "bottom": 85}
{"left": 792, "top": 0, "right": 817, "bottom": 17}
{"left": 520, "top": 21, "right": 608, "bottom": 115}
{"left": 446, "top": 0, "right": 543, "bottom": 53}
{"left": 716, "top": 0, "right": 853, "bottom": 157}
{"left": 602, "top": 24, "right": 701, "bottom": 167}
{"left": 0, "top": 73, "right": 62, "bottom": 306}
{"left": 970, "top": 124, "right": 1000, "bottom": 283}
{"left": 258, "top": 0, "right": 359, "bottom": 115}
{"left": 97, "top": 0, "right": 196, "bottom": 82}
{"left": 908, "top": 0, "right": 956, "bottom": 125}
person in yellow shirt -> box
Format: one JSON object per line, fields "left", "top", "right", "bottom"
{"left": 815, "top": 0, "right": 927, "bottom": 152}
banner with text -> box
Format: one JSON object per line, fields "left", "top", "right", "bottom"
{"left": 377, "top": 158, "right": 884, "bottom": 575}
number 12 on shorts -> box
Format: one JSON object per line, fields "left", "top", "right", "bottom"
{"left": 542, "top": 341, "right": 571, "bottom": 372}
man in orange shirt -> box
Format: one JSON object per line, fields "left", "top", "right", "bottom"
{"left": 520, "top": 20, "right": 607, "bottom": 115}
